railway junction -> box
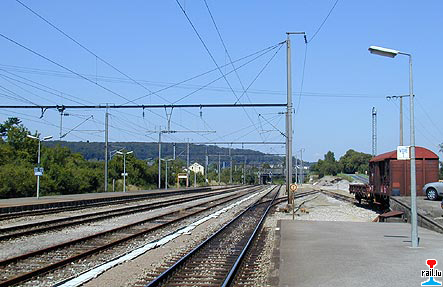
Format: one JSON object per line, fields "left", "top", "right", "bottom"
{"left": 0, "top": 182, "right": 441, "bottom": 287}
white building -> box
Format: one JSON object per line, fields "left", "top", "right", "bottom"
{"left": 189, "top": 162, "right": 204, "bottom": 175}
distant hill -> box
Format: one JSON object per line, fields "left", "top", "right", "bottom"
{"left": 44, "top": 141, "right": 285, "bottom": 166}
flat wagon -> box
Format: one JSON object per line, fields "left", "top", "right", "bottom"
{"left": 349, "top": 147, "right": 439, "bottom": 205}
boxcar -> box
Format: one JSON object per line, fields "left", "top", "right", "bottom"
{"left": 350, "top": 147, "right": 439, "bottom": 205}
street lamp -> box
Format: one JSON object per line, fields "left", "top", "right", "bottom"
{"left": 27, "top": 134, "right": 53, "bottom": 199}
{"left": 161, "top": 158, "right": 173, "bottom": 190}
{"left": 369, "top": 45, "right": 417, "bottom": 248}
{"left": 116, "top": 150, "right": 133, "bottom": 193}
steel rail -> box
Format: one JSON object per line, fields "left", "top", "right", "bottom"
{"left": 222, "top": 189, "right": 321, "bottom": 286}
{"left": 221, "top": 187, "right": 279, "bottom": 286}
{"left": 0, "top": 186, "right": 263, "bottom": 287}
{"left": 145, "top": 185, "right": 279, "bottom": 287}
{"left": 0, "top": 187, "right": 212, "bottom": 219}
{"left": 0, "top": 186, "right": 250, "bottom": 241}
{"left": 390, "top": 197, "right": 443, "bottom": 234}
{"left": 319, "top": 189, "right": 355, "bottom": 203}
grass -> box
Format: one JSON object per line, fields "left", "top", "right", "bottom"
{"left": 337, "top": 173, "right": 355, "bottom": 182}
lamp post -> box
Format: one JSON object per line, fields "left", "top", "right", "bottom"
{"left": 369, "top": 45, "right": 417, "bottom": 247}
{"left": 161, "top": 158, "right": 173, "bottom": 190}
{"left": 116, "top": 150, "right": 133, "bottom": 193}
{"left": 27, "top": 134, "right": 52, "bottom": 199}
{"left": 299, "top": 148, "right": 305, "bottom": 185}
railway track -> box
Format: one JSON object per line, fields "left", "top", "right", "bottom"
{"left": 0, "top": 186, "right": 235, "bottom": 221}
{"left": 320, "top": 189, "right": 443, "bottom": 234}
{"left": 319, "top": 189, "right": 355, "bottom": 203}
{"left": 390, "top": 197, "right": 443, "bottom": 234}
{"left": 0, "top": 186, "right": 248, "bottom": 241}
{"left": 143, "top": 186, "right": 317, "bottom": 287}
{"left": 0, "top": 185, "right": 264, "bottom": 287}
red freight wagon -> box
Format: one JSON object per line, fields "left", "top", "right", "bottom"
{"left": 350, "top": 147, "right": 439, "bottom": 205}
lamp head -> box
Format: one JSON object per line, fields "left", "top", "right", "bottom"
{"left": 369, "top": 46, "right": 399, "bottom": 58}
{"left": 43, "top": 135, "right": 53, "bottom": 141}
{"left": 26, "top": 134, "right": 38, "bottom": 140}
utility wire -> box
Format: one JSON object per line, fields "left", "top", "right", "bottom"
{"left": 60, "top": 115, "right": 93, "bottom": 138}
{"left": 295, "top": 43, "right": 308, "bottom": 115}
{"left": 175, "top": 0, "right": 238, "bottom": 102}
{"left": 415, "top": 98, "right": 443, "bottom": 139}
{"left": 0, "top": 33, "right": 134, "bottom": 103}
{"left": 203, "top": 0, "right": 255, "bottom": 107}
{"left": 172, "top": 43, "right": 282, "bottom": 104}
{"left": 259, "top": 114, "right": 286, "bottom": 137}
{"left": 0, "top": 84, "right": 38, "bottom": 105}
{"left": 0, "top": 68, "right": 94, "bottom": 105}
{"left": 0, "top": 27, "right": 212, "bottom": 137}
{"left": 0, "top": 73, "right": 73, "bottom": 105}
{"left": 0, "top": 74, "right": 57, "bottom": 104}
{"left": 175, "top": 0, "right": 264, "bottom": 139}
{"left": 15, "top": 0, "right": 159, "bottom": 105}
{"left": 15, "top": 0, "right": 268, "bottom": 137}
{"left": 235, "top": 43, "right": 284, "bottom": 104}
{"left": 308, "top": 0, "right": 340, "bottom": 43}
{"left": 0, "top": 61, "right": 386, "bottom": 99}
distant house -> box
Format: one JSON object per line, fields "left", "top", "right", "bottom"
{"left": 189, "top": 162, "right": 204, "bottom": 175}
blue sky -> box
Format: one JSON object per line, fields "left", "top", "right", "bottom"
{"left": 0, "top": 1, "right": 442, "bottom": 162}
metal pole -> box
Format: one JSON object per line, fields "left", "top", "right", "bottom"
{"left": 104, "top": 107, "right": 109, "bottom": 192}
{"left": 408, "top": 54, "right": 418, "bottom": 248}
{"left": 194, "top": 171, "right": 197, "bottom": 187}
{"left": 165, "top": 160, "right": 168, "bottom": 190}
{"left": 400, "top": 96, "right": 403, "bottom": 146}
{"left": 173, "top": 143, "right": 176, "bottom": 160}
{"left": 243, "top": 156, "right": 246, "bottom": 185}
{"left": 286, "top": 33, "right": 293, "bottom": 202}
{"left": 294, "top": 153, "right": 298, "bottom": 184}
{"left": 229, "top": 147, "right": 232, "bottom": 184}
{"left": 205, "top": 147, "right": 208, "bottom": 185}
{"left": 187, "top": 141, "right": 190, "bottom": 187}
{"left": 37, "top": 139, "right": 41, "bottom": 199}
{"left": 59, "top": 110, "right": 63, "bottom": 138}
{"left": 218, "top": 153, "right": 221, "bottom": 185}
{"left": 372, "top": 107, "right": 377, "bottom": 156}
{"left": 300, "top": 148, "right": 304, "bottom": 184}
{"left": 123, "top": 153, "right": 126, "bottom": 192}
{"left": 158, "top": 132, "right": 161, "bottom": 189}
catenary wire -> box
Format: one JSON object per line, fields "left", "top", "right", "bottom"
{"left": 175, "top": 0, "right": 265, "bottom": 139}
{"left": 308, "top": 0, "right": 340, "bottom": 43}
{"left": 0, "top": 32, "right": 134, "bottom": 103}
{"left": 0, "top": 69, "right": 94, "bottom": 105}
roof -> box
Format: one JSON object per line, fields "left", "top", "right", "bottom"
{"left": 370, "top": 147, "right": 439, "bottom": 162}
{"left": 189, "top": 162, "right": 203, "bottom": 167}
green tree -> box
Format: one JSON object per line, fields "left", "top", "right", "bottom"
{"left": 338, "top": 149, "right": 372, "bottom": 174}
{"left": 310, "top": 151, "right": 339, "bottom": 178}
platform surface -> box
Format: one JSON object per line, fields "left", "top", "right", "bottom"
{"left": 278, "top": 220, "right": 443, "bottom": 287}
{"left": 394, "top": 196, "right": 443, "bottom": 221}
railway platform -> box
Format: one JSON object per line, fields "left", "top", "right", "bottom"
{"left": 277, "top": 220, "right": 443, "bottom": 287}
{"left": 0, "top": 186, "right": 216, "bottom": 213}
{"left": 392, "top": 196, "right": 443, "bottom": 221}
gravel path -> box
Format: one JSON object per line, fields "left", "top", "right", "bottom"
{"left": 275, "top": 193, "right": 379, "bottom": 222}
